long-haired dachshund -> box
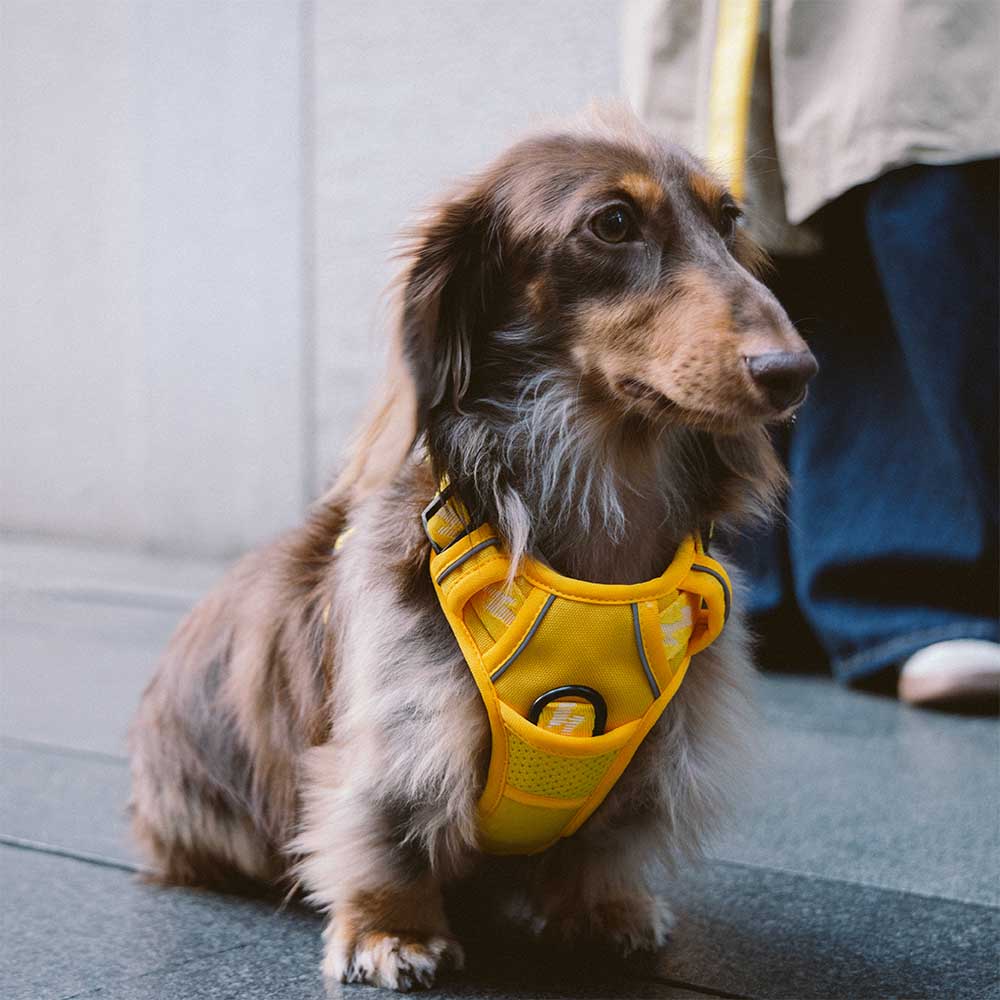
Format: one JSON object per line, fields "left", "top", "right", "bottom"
{"left": 130, "top": 107, "right": 815, "bottom": 992}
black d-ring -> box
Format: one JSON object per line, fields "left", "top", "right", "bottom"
{"left": 528, "top": 685, "right": 608, "bottom": 736}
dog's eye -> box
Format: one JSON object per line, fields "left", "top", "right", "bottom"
{"left": 720, "top": 198, "right": 743, "bottom": 238}
{"left": 590, "top": 204, "right": 636, "bottom": 244}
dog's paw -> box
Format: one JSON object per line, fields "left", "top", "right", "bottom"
{"left": 324, "top": 928, "right": 464, "bottom": 992}
{"left": 543, "top": 894, "right": 676, "bottom": 958}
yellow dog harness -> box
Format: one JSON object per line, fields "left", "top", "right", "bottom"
{"left": 422, "top": 485, "right": 732, "bottom": 855}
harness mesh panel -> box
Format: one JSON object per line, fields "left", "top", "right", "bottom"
{"left": 505, "top": 729, "right": 617, "bottom": 800}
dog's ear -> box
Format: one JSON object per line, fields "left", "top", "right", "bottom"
{"left": 326, "top": 185, "right": 502, "bottom": 509}
{"left": 399, "top": 185, "right": 503, "bottom": 423}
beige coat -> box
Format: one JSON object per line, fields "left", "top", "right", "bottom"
{"left": 624, "top": 0, "right": 1000, "bottom": 252}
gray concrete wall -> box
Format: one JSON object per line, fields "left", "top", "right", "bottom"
{"left": 1, "top": 0, "right": 307, "bottom": 557}
{"left": 1, "top": 0, "right": 620, "bottom": 557}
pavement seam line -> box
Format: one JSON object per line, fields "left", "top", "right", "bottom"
{"left": 0, "top": 734, "right": 129, "bottom": 764}
{"left": 710, "top": 857, "right": 1000, "bottom": 911}
{"left": 646, "top": 975, "right": 753, "bottom": 999}
{"left": 2, "top": 742, "right": 995, "bottom": 913}
{"left": 3, "top": 791, "right": 995, "bottom": 914}
{"left": 0, "top": 835, "right": 147, "bottom": 875}
{"left": 29, "top": 583, "right": 199, "bottom": 612}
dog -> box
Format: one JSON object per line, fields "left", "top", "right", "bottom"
{"left": 129, "top": 107, "right": 815, "bottom": 992}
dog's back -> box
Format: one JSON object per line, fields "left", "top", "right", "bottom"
{"left": 129, "top": 504, "right": 343, "bottom": 890}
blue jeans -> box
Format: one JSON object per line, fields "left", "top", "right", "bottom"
{"left": 740, "top": 160, "right": 999, "bottom": 685}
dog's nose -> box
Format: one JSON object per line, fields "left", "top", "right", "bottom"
{"left": 746, "top": 351, "right": 819, "bottom": 411}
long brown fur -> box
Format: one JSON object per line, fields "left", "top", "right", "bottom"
{"left": 129, "top": 106, "right": 814, "bottom": 992}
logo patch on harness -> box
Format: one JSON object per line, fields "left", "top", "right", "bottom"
{"left": 483, "top": 584, "right": 519, "bottom": 625}
{"left": 537, "top": 700, "right": 595, "bottom": 737}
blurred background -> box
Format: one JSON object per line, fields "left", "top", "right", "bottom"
{"left": 2, "top": 0, "right": 619, "bottom": 558}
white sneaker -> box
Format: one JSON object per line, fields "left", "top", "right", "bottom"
{"left": 898, "top": 639, "right": 1000, "bottom": 708}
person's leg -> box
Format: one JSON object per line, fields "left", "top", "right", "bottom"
{"left": 864, "top": 160, "right": 998, "bottom": 530}
{"left": 784, "top": 162, "right": 998, "bottom": 687}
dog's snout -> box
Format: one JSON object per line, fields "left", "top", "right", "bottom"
{"left": 745, "top": 351, "right": 819, "bottom": 411}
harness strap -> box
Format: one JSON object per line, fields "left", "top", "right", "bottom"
{"left": 422, "top": 485, "right": 731, "bottom": 854}
{"left": 423, "top": 489, "right": 731, "bottom": 650}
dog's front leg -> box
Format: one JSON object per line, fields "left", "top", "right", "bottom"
{"left": 300, "top": 777, "right": 465, "bottom": 992}
{"left": 532, "top": 816, "right": 675, "bottom": 959}
{"left": 323, "top": 866, "right": 464, "bottom": 991}
{"left": 298, "top": 521, "right": 487, "bottom": 989}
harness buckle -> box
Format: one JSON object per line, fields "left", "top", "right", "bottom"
{"left": 421, "top": 486, "right": 473, "bottom": 554}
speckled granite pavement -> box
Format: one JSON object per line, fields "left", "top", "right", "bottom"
{"left": 2, "top": 537, "right": 997, "bottom": 1000}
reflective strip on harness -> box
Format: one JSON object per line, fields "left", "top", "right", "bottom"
{"left": 424, "top": 486, "right": 731, "bottom": 855}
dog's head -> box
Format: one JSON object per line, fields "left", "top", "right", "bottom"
{"left": 400, "top": 110, "right": 816, "bottom": 436}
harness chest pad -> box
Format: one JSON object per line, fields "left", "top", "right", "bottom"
{"left": 423, "top": 489, "right": 731, "bottom": 855}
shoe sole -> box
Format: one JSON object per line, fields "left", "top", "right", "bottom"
{"left": 898, "top": 670, "right": 1000, "bottom": 710}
